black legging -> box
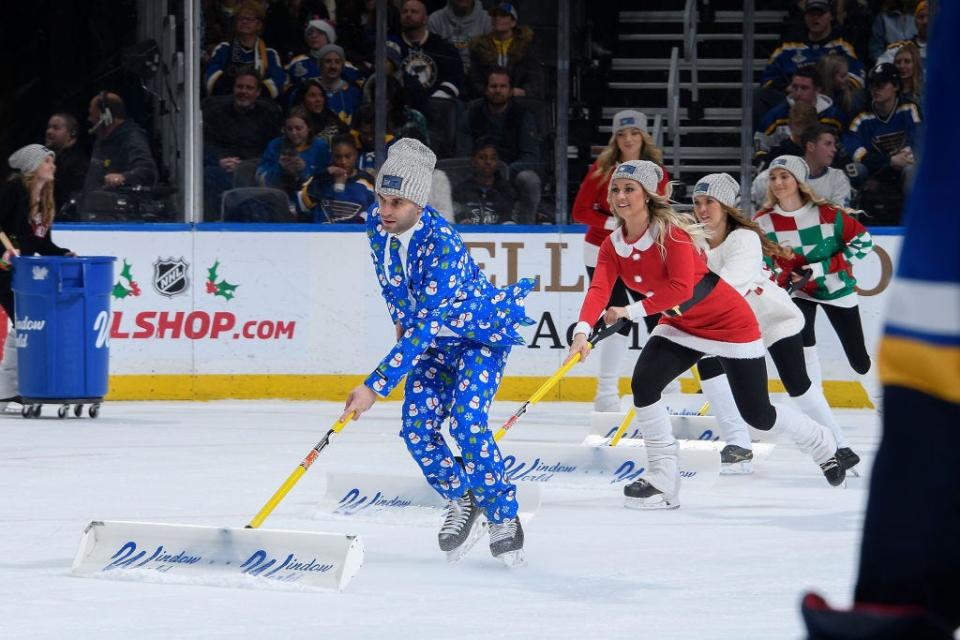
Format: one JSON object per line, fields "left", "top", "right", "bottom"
{"left": 794, "top": 298, "right": 872, "bottom": 375}
{"left": 631, "top": 336, "right": 778, "bottom": 430}
{"left": 699, "top": 332, "right": 812, "bottom": 397}
{"left": 585, "top": 265, "right": 659, "bottom": 336}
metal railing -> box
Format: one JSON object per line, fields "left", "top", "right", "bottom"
{"left": 683, "top": 0, "right": 699, "bottom": 104}
{"left": 739, "top": 0, "right": 756, "bottom": 214}
{"left": 651, "top": 113, "right": 664, "bottom": 148}
{"left": 667, "top": 47, "right": 681, "bottom": 178}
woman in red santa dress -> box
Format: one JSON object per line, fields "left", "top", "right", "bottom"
{"left": 567, "top": 160, "right": 845, "bottom": 510}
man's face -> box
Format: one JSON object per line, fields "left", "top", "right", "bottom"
{"left": 450, "top": 0, "right": 473, "bottom": 13}
{"left": 490, "top": 12, "right": 516, "bottom": 33}
{"left": 804, "top": 8, "right": 832, "bottom": 37}
{"left": 870, "top": 81, "right": 897, "bottom": 104}
{"left": 472, "top": 146, "right": 498, "bottom": 178}
{"left": 400, "top": 1, "right": 427, "bottom": 31}
{"left": 806, "top": 132, "right": 837, "bottom": 167}
{"left": 233, "top": 74, "right": 260, "bottom": 108}
{"left": 305, "top": 28, "right": 330, "bottom": 51}
{"left": 235, "top": 11, "right": 261, "bottom": 37}
{"left": 87, "top": 97, "right": 102, "bottom": 130}
{"left": 45, "top": 116, "right": 73, "bottom": 151}
{"left": 333, "top": 143, "right": 358, "bottom": 171}
{"left": 484, "top": 73, "right": 511, "bottom": 107}
{"left": 788, "top": 76, "right": 817, "bottom": 105}
{"left": 377, "top": 194, "right": 421, "bottom": 234}
{"left": 322, "top": 52, "right": 344, "bottom": 80}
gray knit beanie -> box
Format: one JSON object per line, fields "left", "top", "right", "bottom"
{"left": 768, "top": 155, "right": 809, "bottom": 184}
{"left": 693, "top": 173, "right": 740, "bottom": 208}
{"left": 376, "top": 138, "right": 436, "bottom": 207}
{"left": 611, "top": 160, "right": 662, "bottom": 195}
{"left": 8, "top": 144, "right": 54, "bottom": 174}
{"left": 316, "top": 43, "right": 345, "bottom": 61}
{"left": 612, "top": 110, "right": 647, "bottom": 135}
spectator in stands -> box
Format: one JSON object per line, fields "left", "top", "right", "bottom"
{"left": 753, "top": 124, "right": 851, "bottom": 208}
{"left": 453, "top": 139, "right": 517, "bottom": 224}
{"left": 571, "top": 109, "right": 670, "bottom": 412}
{"left": 756, "top": 101, "right": 820, "bottom": 170}
{"left": 391, "top": 0, "right": 465, "bottom": 100}
{"left": 361, "top": 40, "right": 431, "bottom": 115}
{"left": 370, "top": 74, "right": 432, "bottom": 144}
{"left": 285, "top": 19, "right": 365, "bottom": 102}
{"left": 869, "top": 0, "right": 917, "bottom": 62}
{"left": 205, "top": 1, "right": 287, "bottom": 99}
{"left": 43, "top": 113, "right": 88, "bottom": 214}
{"left": 203, "top": 70, "right": 282, "bottom": 218}
{"left": 756, "top": 67, "right": 847, "bottom": 157}
{"left": 263, "top": 0, "right": 331, "bottom": 62}
{"left": 844, "top": 62, "right": 921, "bottom": 224}
{"left": 816, "top": 52, "right": 866, "bottom": 121}
{"left": 337, "top": 0, "right": 401, "bottom": 76}
{"left": 83, "top": 92, "right": 157, "bottom": 195}
{"left": 462, "top": 67, "right": 541, "bottom": 224}
{"left": 297, "top": 78, "right": 351, "bottom": 146}
{"left": 878, "top": 0, "right": 928, "bottom": 65}
{"left": 893, "top": 41, "right": 924, "bottom": 106}
{"left": 757, "top": 0, "right": 864, "bottom": 125}
{"left": 428, "top": 0, "right": 491, "bottom": 76}
{"left": 257, "top": 106, "right": 331, "bottom": 202}
{"left": 297, "top": 133, "right": 375, "bottom": 223}
{"left": 310, "top": 44, "right": 363, "bottom": 124}
{"left": 351, "top": 103, "right": 398, "bottom": 173}
{"left": 468, "top": 2, "right": 543, "bottom": 99}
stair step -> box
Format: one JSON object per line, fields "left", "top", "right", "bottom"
{"left": 598, "top": 125, "right": 742, "bottom": 135}
{"left": 619, "top": 10, "right": 787, "bottom": 23}
{"left": 608, "top": 81, "right": 744, "bottom": 90}
{"left": 601, "top": 106, "right": 743, "bottom": 120}
{"left": 613, "top": 58, "right": 766, "bottom": 71}
{"left": 619, "top": 33, "right": 779, "bottom": 42}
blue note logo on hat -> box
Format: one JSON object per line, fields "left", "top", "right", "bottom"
{"left": 694, "top": 182, "right": 709, "bottom": 194}
{"left": 772, "top": 158, "right": 787, "bottom": 167}
{"left": 382, "top": 175, "right": 404, "bottom": 190}
{"left": 617, "top": 164, "right": 636, "bottom": 175}
{"left": 620, "top": 117, "right": 636, "bottom": 125}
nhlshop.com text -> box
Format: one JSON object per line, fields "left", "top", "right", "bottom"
{"left": 109, "top": 311, "right": 296, "bottom": 340}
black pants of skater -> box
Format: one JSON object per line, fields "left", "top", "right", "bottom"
{"left": 699, "top": 333, "right": 812, "bottom": 397}
{"left": 586, "top": 265, "right": 659, "bottom": 336}
{"left": 631, "top": 336, "right": 777, "bottom": 430}
{"left": 794, "top": 298, "right": 871, "bottom": 375}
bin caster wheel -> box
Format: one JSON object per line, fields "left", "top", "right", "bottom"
{"left": 21, "top": 405, "right": 32, "bottom": 418}
{"left": 74, "top": 404, "right": 84, "bottom": 418}
{"left": 58, "top": 405, "right": 69, "bottom": 419}
{"left": 89, "top": 404, "right": 100, "bottom": 419}
{"left": 31, "top": 404, "right": 42, "bottom": 418}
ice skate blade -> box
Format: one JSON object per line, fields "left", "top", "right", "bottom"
{"left": 624, "top": 496, "right": 680, "bottom": 510}
{"left": 444, "top": 519, "right": 487, "bottom": 564}
{"left": 496, "top": 550, "right": 526, "bottom": 568}
{"left": 720, "top": 461, "right": 753, "bottom": 475}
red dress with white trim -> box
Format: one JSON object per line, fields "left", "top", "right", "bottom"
{"left": 576, "top": 221, "right": 764, "bottom": 359}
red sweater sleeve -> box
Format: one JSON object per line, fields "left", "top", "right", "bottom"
{"left": 578, "top": 238, "right": 620, "bottom": 324}
{"left": 571, "top": 162, "right": 613, "bottom": 228}
{"left": 638, "top": 228, "right": 697, "bottom": 316}
{"left": 658, "top": 166, "right": 671, "bottom": 196}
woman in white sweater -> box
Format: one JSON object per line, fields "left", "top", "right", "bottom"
{"left": 692, "top": 173, "right": 858, "bottom": 474}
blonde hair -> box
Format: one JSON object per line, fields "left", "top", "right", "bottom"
{"left": 895, "top": 41, "right": 924, "bottom": 98}
{"left": 717, "top": 202, "right": 792, "bottom": 259}
{"left": 761, "top": 172, "right": 860, "bottom": 220}
{"left": 816, "top": 53, "right": 855, "bottom": 114}
{"left": 13, "top": 173, "right": 56, "bottom": 228}
{"left": 592, "top": 128, "right": 664, "bottom": 181}
{"left": 608, "top": 183, "right": 709, "bottom": 258}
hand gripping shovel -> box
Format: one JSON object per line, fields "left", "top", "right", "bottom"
{"left": 71, "top": 415, "right": 365, "bottom": 591}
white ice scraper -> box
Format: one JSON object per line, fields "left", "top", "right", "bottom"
{"left": 72, "top": 415, "right": 365, "bottom": 591}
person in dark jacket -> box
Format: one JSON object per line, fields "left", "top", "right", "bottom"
{"left": 468, "top": 2, "right": 542, "bottom": 98}
{"left": 391, "top": 0, "right": 465, "bottom": 100}
{"left": 297, "top": 134, "right": 375, "bottom": 223}
{"left": 43, "top": 113, "right": 88, "bottom": 215}
{"left": 0, "top": 145, "right": 74, "bottom": 404}
{"left": 453, "top": 140, "right": 516, "bottom": 224}
{"left": 461, "top": 67, "right": 540, "bottom": 223}
{"left": 82, "top": 92, "right": 158, "bottom": 195}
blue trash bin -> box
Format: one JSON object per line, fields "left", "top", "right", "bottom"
{"left": 12, "top": 256, "right": 116, "bottom": 416}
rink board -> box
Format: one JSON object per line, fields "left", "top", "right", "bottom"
{"left": 56, "top": 226, "right": 899, "bottom": 406}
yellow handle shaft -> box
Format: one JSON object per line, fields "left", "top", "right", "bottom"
{"left": 698, "top": 402, "right": 710, "bottom": 416}
{"left": 246, "top": 413, "right": 353, "bottom": 529}
{"left": 608, "top": 407, "right": 636, "bottom": 447}
{"left": 493, "top": 351, "right": 586, "bottom": 441}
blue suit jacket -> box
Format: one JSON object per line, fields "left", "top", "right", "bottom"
{"left": 364, "top": 205, "right": 535, "bottom": 396}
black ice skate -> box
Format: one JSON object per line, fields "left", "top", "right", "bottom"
{"left": 623, "top": 478, "right": 680, "bottom": 510}
{"left": 819, "top": 456, "right": 846, "bottom": 487}
{"left": 835, "top": 447, "right": 861, "bottom": 477}
{"left": 0, "top": 395, "right": 23, "bottom": 414}
{"left": 438, "top": 490, "right": 486, "bottom": 563}
{"left": 489, "top": 517, "right": 525, "bottom": 568}
{"left": 719, "top": 444, "right": 754, "bottom": 475}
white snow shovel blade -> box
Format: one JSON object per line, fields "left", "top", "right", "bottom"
{"left": 72, "top": 521, "right": 364, "bottom": 592}
{"left": 589, "top": 412, "right": 779, "bottom": 444}
{"left": 318, "top": 471, "right": 542, "bottom": 521}
{"left": 499, "top": 440, "right": 719, "bottom": 489}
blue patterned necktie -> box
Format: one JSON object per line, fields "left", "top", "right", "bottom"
{"left": 389, "top": 235, "right": 404, "bottom": 285}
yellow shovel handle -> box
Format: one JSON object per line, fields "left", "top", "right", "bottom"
{"left": 246, "top": 413, "right": 353, "bottom": 529}
{"left": 608, "top": 407, "right": 636, "bottom": 447}
{"left": 493, "top": 351, "right": 585, "bottom": 441}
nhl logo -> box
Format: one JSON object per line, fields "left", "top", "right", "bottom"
{"left": 153, "top": 257, "right": 190, "bottom": 298}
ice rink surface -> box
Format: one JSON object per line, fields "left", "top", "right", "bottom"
{"left": 0, "top": 399, "right": 879, "bottom": 639}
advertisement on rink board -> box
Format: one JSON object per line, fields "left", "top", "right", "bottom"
{"left": 55, "top": 228, "right": 900, "bottom": 403}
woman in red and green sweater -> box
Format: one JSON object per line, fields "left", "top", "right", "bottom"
{"left": 571, "top": 110, "right": 670, "bottom": 412}
{"left": 754, "top": 155, "right": 875, "bottom": 403}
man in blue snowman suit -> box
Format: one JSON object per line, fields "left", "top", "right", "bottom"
{"left": 340, "top": 138, "right": 534, "bottom": 566}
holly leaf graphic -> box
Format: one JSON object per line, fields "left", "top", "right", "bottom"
{"left": 112, "top": 282, "right": 131, "bottom": 299}
{"left": 207, "top": 260, "right": 220, "bottom": 282}
{"left": 120, "top": 260, "right": 134, "bottom": 282}
{"left": 215, "top": 280, "right": 239, "bottom": 300}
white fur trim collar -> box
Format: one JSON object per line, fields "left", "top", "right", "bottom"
{"left": 610, "top": 220, "right": 659, "bottom": 257}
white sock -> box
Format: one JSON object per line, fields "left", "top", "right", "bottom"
{"left": 634, "top": 400, "right": 679, "bottom": 497}
{"left": 803, "top": 346, "right": 822, "bottom": 389}
{"left": 773, "top": 403, "right": 837, "bottom": 465}
{"left": 0, "top": 329, "right": 18, "bottom": 399}
{"left": 594, "top": 333, "right": 628, "bottom": 411}
{"left": 792, "top": 385, "right": 848, "bottom": 448}
{"left": 699, "top": 374, "right": 752, "bottom": 450}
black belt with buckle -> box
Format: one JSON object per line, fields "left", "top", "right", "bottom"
{"left": 663, "top": 271, "right": 720, "bottom": 318}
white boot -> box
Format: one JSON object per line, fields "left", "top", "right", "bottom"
{"left": 593, "top": 333, "right": 628, "bottom": 412}
{"left": 0, "top": 329, "right": 19, "bottom": 403}
{"left": 700, "top": 374, "right": 754, "bottom": 474}
{"left": 791, "top": 385, "right": 848, "bottom": 448}
{"left": 624, "top": 400, "right": 680, "bottom": 509}
{"left": 773, "top": 403, "right": 845, "bottom": 486}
